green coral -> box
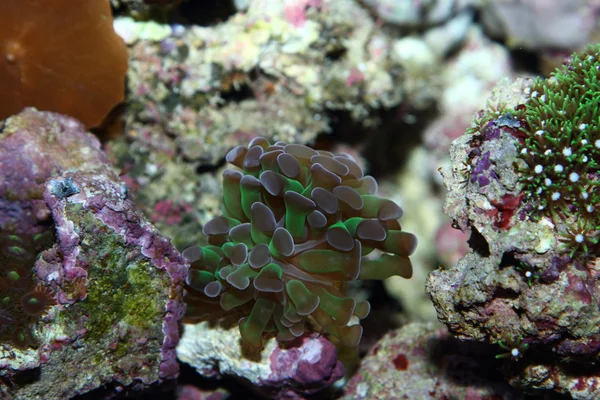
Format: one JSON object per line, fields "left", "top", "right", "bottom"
{"left": 0, "top": 231, "right": 55, "bottom": 348}
{"left": 515, "top": 44, "right": 600, "bottom": 257}
{"left": 184, "top": 137, "right": 417, "bottom": 348}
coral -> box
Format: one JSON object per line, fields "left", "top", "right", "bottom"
{"left": 177, "top": 322, "right": 344, "bottom": 399}
{"left": 106, "top": 0, "right": 471, "bottom": 248}
{"left": 427, "top": 48, "right": 600, "bottom": 398}
{"left": 496, "top": 335, "right": 529, "bottom": 360}
{"left": 184, "top": 137, "right": 417, "bottom": 348}
{"left": 514, "top": 45, "right": 600, "bottom": 254}
{"left": 0, "top": 0, "right": 128, "bottom": 128}
{"left": 0, "top": 232, "right": 55, "bottom": 349}
{"left": 0, "top": 109, "right": 186, "bottom": 399}
{"left": 341, "top": 322, "right": 522, "bottom": 399}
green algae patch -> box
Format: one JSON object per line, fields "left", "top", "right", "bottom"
{"left": 64, "top": 203, "right": 167, "bottom": 346}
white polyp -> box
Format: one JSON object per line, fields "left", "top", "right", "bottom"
{"left": 551, "top": 192, "right": 561, "bottom": 201}
{"left": 563, "top": 147, "right": 572, "bottom": 157}
{"left": 535, "top": 130, "right": 544, "bottom": 136}
{"left": 554, "top": 165, "right": 564, "bottom": 173}
{"left": 575, "top": 234, "right": 584, "bottom": 243}
{"left": 511, "top": 348, "right": 520, "bottom": 357}
{"left": 569, "top": 172, "right": 579, "bottom": 182}
{"left": 544, "top": 178, "right": 552, "bottom": 186}
{"left": 534, "top": 165, "right": 543, "bottom": 174}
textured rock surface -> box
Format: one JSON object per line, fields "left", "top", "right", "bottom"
{"left": 481, "top": 0, "right": 600, "bottom": 50}
{"left": 0, "top": 109, "right": 186, "bottom": 399}
{"left": 110, "top": 0, "right": 177, "bottom": 18}
{"left": 177, "top": 385, "right": 231, "bottom": 400}
{"left": 383, "top": 26, "right": 512, "bottom": 323}
{"left": 0, "top": 109, "right": 109, "bottom": 236}
{"left": 177, "top": 321, "right": 344, "bottom": 399}
{"left": 107, "top": 0, "right": 459, "bottom": 248}
{"left": 362, "top": 0, "right": 480, "bottom": 28}
{"left": 427, "top": 76, "right": 600, "bottom": 399}
{"left": 342, "top": 322, "right": 522, "bottom": 399}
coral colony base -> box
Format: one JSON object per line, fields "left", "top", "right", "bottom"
{"left": 183, "top": 137, "right": 417, "bottom": 348}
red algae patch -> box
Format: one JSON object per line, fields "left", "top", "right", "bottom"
{"left": 392, "top": 354, "right": 409, "bottom": 370}
{"left": 0, "top": 0, "right": 128, "bottom": 128}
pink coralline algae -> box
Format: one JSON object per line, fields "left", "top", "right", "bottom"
{"left": 283, "top": 0, "right": 322, "bottom": 27}
{"left": 0, "top": 109, "right": 186, "bottom": 399}
{"left": 263, "top": 333, "right": 344, "bottom": 398}
{"left": 176, "top": 322, "right": 345, "bottom": 399}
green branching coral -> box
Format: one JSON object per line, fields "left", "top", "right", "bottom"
{"left": 515, "top": 45, "right": 600, "bottom": 256}
{"left": 184, "top": 137, "right": 417, "bottom": 348}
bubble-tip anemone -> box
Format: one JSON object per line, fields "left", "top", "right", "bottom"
{"left": 184, "top": 137, "right": 417, "bottom": 348}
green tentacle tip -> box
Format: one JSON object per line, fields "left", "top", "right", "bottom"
{"left": 514, "top": 44, "right": 600, "bottom": 258}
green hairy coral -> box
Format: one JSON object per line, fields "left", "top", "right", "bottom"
{"left": 516, "top": 45, "right": 600, "bottom": 256}
{"left": 184, "top": 137, "right": 417, "bottom": 348}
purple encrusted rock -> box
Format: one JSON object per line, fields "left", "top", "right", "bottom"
{"left": 263, "top": 333, "right": 344, "bottom": 398}
{"left": 0, "top": 109, "right": 187, "bottom": 399}
{"left": 177, "top": 322, "right": 344, "bottom": 399}
{"left": 0, "top": 108, "right": 109, "bottom": 236}
{"left": 470, "top": 151, "right": 495, "bottom": 187}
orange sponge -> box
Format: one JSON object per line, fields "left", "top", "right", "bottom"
{"left": 0, "top": 0, "right": 128, "bottom": 128}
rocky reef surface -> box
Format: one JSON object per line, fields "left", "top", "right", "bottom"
{"left": 428, "top": 46, "right": 600, "bottom": 399}
{"left": 2, "top": 0, "right": 600, "bottom": 399}
{"left": 0, "top": 109, "right": 186, "bottom": 399}
{"left": 178, "top": 322, "right": 344, "bottom": 399}
{"left": 342, "top": 322, "right": 522, "bottom": 399}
